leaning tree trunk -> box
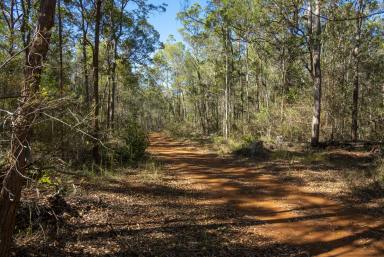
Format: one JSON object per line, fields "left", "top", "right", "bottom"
{"left": 311, "top": 0, "right": 322, "bottom": 146}
{"left": 0, "top": 1, "right": 56, "bottom": 256}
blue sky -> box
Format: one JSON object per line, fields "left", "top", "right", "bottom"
{"left": 148, "top": 0, "right": 207, "bottom": 43}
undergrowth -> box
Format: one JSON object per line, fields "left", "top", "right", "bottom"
{"left": 138, "top": 157, "right": 165, "bottom": 181}
{"left": 212, "top": 136, "right": 243, "bottom": 156}
{"left": 355, "top": 157, "right": 384, "bottom": 195}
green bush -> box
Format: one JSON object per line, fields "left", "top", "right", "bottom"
{"left": 241, "top": 134, "right": 258, "bottom": 145}
{"left": 105, "top": 123, "right": 149, "bottom": 166}
{"left": 212, "top": 135, "right": 243, "bottom": 156}
{"left": 166, "top": 121, "right": 197, "bottom": 138}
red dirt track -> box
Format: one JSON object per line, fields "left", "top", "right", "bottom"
{"left": 149, "top": 133, "right": 384, "bottom": 257}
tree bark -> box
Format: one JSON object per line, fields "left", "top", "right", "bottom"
{"left": 311, "top": 0, "right": 322, "bottom": 146}
{"left": 0, "top": 1, "right": 56, "bottom": 255}
{"left": 79, "top": 0, "right": 90, "bottom": 106}
{"left": 58, "top": 0, "right": 64, "bottom": 94}
{"left": 92, "top": 0, "right": 102, "bottom": 165}
{"left": 58, "top": 0, "right": 65, "bottom": 151}
{"left": 110, "top": 40, "right": 118, "bottom": 128}
{"left": 223, "top": 26, "right": 230, "bottom": 140}
{"left": 21, "top": 0, "right": 31, "bottom": 51}
{"left": 245, "top": 39, "right": 250, "bottom": 122}
{"left": 352, "top": 0, "right": 364, "bottom": 141}
{"left": 110, "top": 0, "right": 128, "bottom": 128}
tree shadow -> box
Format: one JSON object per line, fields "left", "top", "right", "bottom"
{"left": 12, "top": 135, "right": 384, "bottom": 256}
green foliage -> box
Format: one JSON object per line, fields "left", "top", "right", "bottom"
{"left": 165, "top": 122, "right": 197, "bottom": 138}
{"left": 38, "top": 174, "right": 53, "bottom": 186}
{"left": 106, "top": 123, "right": 149, "bottom": 166}
{"left": 150, "top": 0, "right": 384, "bottom": 144}
{"left": 241, "top": 134, "right": 258, "bottom": 145}
{"left": 212, "top": 136, "right": 243, "bottom": 156}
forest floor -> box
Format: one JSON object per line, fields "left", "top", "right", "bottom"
{"left": 12, "top": 133, "right": 384, "bottom": 257}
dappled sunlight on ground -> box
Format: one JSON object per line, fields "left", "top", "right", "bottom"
{"left": 13, "top": 133, "right": 383, "bottom": 257}
{"left": 149, "top": 133, "right": 384, "bottom": 257}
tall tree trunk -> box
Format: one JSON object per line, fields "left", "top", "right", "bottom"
{"left": 57, "top": 0, "right": 64, "bottom": 152}
{"left": 352, "top": 0, "right": 364, "bottom": 141}
{"left": 80, "top": 0, "right": 90, "bottom": 106}
{"left": 21, "top": 0, "right": 32, "bottom": 86}
{"left": 0, "top": 1, "right": 56, "bottom": 255}
{"left": 92, "top": 0, "right": 102, "bottom": 165}
{"left": 245, "top": 39, "right": 250, "bottom": 122}
{"left": 82, "top": 41, "right": 90, "bottom": 106}
{"left": 79, "top": 0, "right": 90, "bottom": 106}
{"left": 58, "top": 0, "right": 64, "bottom": 94}
{"left": 223, "top": 26, "right": 230, "bottom": 140}
{"left": 107, "top": 76, "right": 111, "bottom": 129}
{"left": 110, "top": 0, "right": 128, "bottom": 128}
{"left": 106, "top": 0, "right": 114, "bottom": 129}
{"left": 21, "top": 0, "right": 31, "bottom": 51}
{"left": 110, "top": 40, "right": 118, "bottom": 128}
{"left": 311, "top": 0, "right": 322, "bottom": 146}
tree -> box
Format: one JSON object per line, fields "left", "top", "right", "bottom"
{"left": 92, "top": 0, "right": 102, "bottom": 165}
{"left": 0, "top": 1, "right": 56, "bottom": 255}
{"left": 58, "top": 0, "right": 64, "bottom": 94}
{"left": 78, "top": 0, "right": 91, "bottom": 105}
{"left": 310, "top": 0, "right": 322, "bottom": 146}
{"left": 351, "top": 0, "right": 365, "bottom": 141}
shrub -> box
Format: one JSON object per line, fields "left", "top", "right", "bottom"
{"left": 105, "top": 123, "right": 149, "bottom": 166}
{"left": 212, "top": 135, "right": 243, "bottom": 156}
{"left": 166, "top": 121, "right": 197, "bottom": 138}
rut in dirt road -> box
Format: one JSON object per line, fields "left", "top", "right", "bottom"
{"left": 149, "top": 133, "right": 384, "bottom": 257}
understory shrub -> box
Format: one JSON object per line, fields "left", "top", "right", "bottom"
{"left": 212, "top": 135, "right": 243, "bottom": 155}
{"left": 166, "top": 121, "right": 197, "bottom": 138}
{"left": 345, "top": 155, "right": 384, "bottom": 200}
{"left": 105, "top": 123, "right": 149, "bottom": 166}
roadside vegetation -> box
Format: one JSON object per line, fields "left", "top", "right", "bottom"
{"left": 0, "top": 0, "right": 383, "bottom": 256}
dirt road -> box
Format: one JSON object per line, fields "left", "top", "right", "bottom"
{"left": 14, "top": 133, "right": 384, "bottom": 257}
{"left": 149, "top": 133, "right": 384, "bottom": 257}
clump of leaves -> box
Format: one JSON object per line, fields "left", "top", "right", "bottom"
{"left": 38, "top": 173, "right": 53, "bottom": 185}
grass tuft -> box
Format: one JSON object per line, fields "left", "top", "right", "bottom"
{"left": 138, "top": 157, "right": 165, "bottom": 181}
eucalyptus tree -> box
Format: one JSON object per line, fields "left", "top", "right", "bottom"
{"left": 0, "top": 1, "right": 57, "bottom": 255}
{"left": 167, "top": 0, "right": 384, "bottom": 143}
{"left": 92, "top": 0, "right": 102, "bottom": 165}
{"left": 309, "top": 0, "right": 323, "bottom": 146}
